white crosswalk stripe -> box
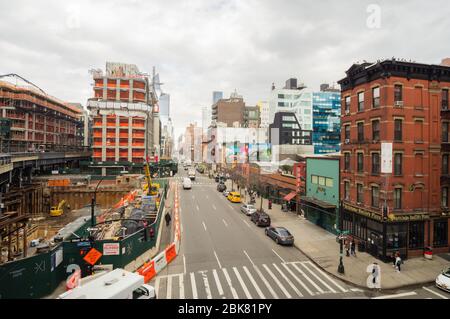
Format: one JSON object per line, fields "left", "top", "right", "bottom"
{"left": 152, "top": 261, "right": 352, "bottom": 299}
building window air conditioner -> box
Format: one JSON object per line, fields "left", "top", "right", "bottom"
{"left": 394, "top": 101, "right": 404, "bottom": 108}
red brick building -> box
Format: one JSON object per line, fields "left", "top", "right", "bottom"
{"left": 338, "top": 60, "right": 450, "bottom": 260}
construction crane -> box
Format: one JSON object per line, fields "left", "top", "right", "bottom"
{"left": 50, "top": 200, "right": 68, "bottom": 217}
{"left": 143, "top": 157, "right": 159, "bottom": 196}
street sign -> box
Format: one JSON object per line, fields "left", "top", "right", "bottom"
{"left": 83, "top": 248, "right": 102, "bottom": 265}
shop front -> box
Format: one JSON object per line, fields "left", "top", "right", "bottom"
{"left": 341, "top": 202, "right": 432, "bottom": 261}
{"left": 301, "top": 196, "right": 337, "bottom": 235}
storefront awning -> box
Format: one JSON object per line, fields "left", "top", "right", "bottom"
{"left": 283, "top": 191, "right": 297, "bottom": 201}
{"left": 301, "top": 196, "right": 336, "bottom": 209}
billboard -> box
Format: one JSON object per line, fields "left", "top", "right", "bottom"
{"left": 381, "top": 142, "right": 393, "bottom": 173}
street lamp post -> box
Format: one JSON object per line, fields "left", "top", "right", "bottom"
{"left": 337, "top": 200, "right": 345, "bottom": 274}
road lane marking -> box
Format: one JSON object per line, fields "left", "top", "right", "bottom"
{"left": 291, "top": 263, "right": 323, "bottom": 294}
{"left": 206, "top": 195, "right": 209, "bottom": 199}
{"left": 243, "top": 250, "right": 255, "bottom": 266}
{"left": 222, "top": 219, "right": 228, "bottom": 227}
{"left": 190, "top": 272, "right": 198, "bottom": 299}
{"left": 214, "top": 250, "right": 222, "bottom": 269}
{"left": 212, "top": 269, "right": 224, "bottom": 297}
{"left": 253, "top": 265, "right": 278, "bottom": 298}
{"left": 372, "top": 291, "right": 417, "bottom": 299}
{"left": 154, "top": 277, "right": 161, "bottom": 297}
{"left": 200, "top": 271, "right": 212, "bottom": 299}
{"left": 243, "top": 266, "right": 265, "bottom": 299}
{"left": 304, "top": 261, "right": 348, "bottom": 293}
{"left": 272, "top": 263, "right": 303, "bottom": 297}
{"left": 262, "top": 264, "right": 291, "bottom": 298}
{"left": 299, "top": 262, "right": 336, "bottom": 293}
{"left": 350, "top": 288, "right": 364, "bottom": 292}
{"left": 228, "top": 204, "right": 234, "bottom": 210}
{"left": 233, "top": 267, "right": 252, "bottom": 299}
{"left": 281, "top": 263, "right": 314, "bottom": 296}
{"left": 196, "top": 205, "right": 199, "bottom": 211}
{"left": 422, "top": 286, "right": 449, "bottom": 299}
{"left": 202, "top": 221, "right": 207, "bottom": 232}
{"left": 272, "top": 249, "right": 286, "bottom": 263}
{"left": 212, "top": 204, "right": 217, "bottom": 210}
{"left": 167, "top": 275, "right": 172, "bottom": 299}
{"left": 242, "top": 219, "right": 251, "bottom": 228}
{"left": 179, "top": 274, "right": 185, "bottom": 299}
{"left": 183, "top": 254, "right": 186, "bottom": 274}
{"left": 222, "top": 268, "right": 239, "bottom": 299}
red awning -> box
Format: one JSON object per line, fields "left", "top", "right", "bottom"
{"left": 284, "top": 191, "right": 297, "bottom": 201}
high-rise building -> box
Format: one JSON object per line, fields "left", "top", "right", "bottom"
{"left": 257, "top": 101, "right": 270, "bottom": 128}
{"left": 312, "top": 85, "right": 341, "bottom": 154}
{"left": 0, "top": 75, "right": 83, "bottom": 152}
{"left": 202, "top": 106, "right": 211, "bottom": 132}
{"left": 338, "top": 59, "right": 450, "bottom": 260}
{"left": 269, "top": 79, "right": 313, "bottom": 131}
{"left": 212, "top": 91, "right": 223, "bottom": 104}
{"left": 87, "top": 62, "right": 156, "bottom": 175}
{"left": 211, "top": 93, "right": 245, "bottom": 127}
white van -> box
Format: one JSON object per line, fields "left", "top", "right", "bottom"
{"left": 183, "top": 177, "right": 192, "bottom": 189}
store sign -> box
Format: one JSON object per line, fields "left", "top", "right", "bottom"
{"left": 103, "top": 243, "right": 120, "bottom": 256}
{"left": 343, "top": 203, "right": 383, "bottom": 221}
{"left": 381, "top": 142, "right": 392, "bottom": 173}
{"left": 294, "top": 162, "right": 305, "bottom": 193}
{"left": 387, "top": 214, "right": 429, "bottom": 222}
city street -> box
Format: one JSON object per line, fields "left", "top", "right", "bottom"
{"left": 151, "top": 169, "right": 366, "bottom": 299}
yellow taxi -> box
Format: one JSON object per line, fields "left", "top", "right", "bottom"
{"left": 227, "top": 192, "right": 241, "bottom": 203}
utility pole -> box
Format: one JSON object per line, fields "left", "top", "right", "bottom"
{"left": 337, "top": 200, "right": 346, "bottom": 274}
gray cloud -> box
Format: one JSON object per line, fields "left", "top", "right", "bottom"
{"left": 0, "top": 0, "right": 449, "bottom": 140}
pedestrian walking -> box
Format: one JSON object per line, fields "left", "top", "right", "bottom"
{"left": 345, "top": 240, "right": 350, "bottom": 257}
{"left": 164, "top": 211, "right": 172, "bottom": 227}
{"left": 395, "top": 254, "right": 403, "bottom": 272}
{"left": 268, "top": 200, "right": 272, "bottom": 210}
{"left": 350, "top": 239, "right": 356, "bottom": 257}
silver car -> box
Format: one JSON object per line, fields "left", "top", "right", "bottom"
{"left": 240, "top": 204, "right": 257, "bottom": 216}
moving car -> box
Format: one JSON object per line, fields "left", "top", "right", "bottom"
{"left": 436, "top": 267, "right": 450, "bottom": 293}
{"left": 265, "top": 226, "right": 294, "bottom": 245}
{"left": 217, "top": 183, "right": 226, "bottom": 192}
{"left": 251, "top": 210, "right": 271, "bottom": 227}
{"left": 182, "top": 177, "right": 192, "bottom": 190}
{"left": 188, "top": 168, "right": 196, "bottom": 181}
{"left": 240, "top": 204, "right": 257, "bottom": 216}
{"left": 227, "top": 192, "right": 241, "bottom": 203}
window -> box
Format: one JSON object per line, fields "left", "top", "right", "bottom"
{"left": 442, "top": 187, "right": 448, "bottom": 207}
{"left": 304, "top": 109, "right": 311, "bottom": 114}
{"left": 371, "top": 153, "right": 380, "bottom": 175}
{"left": 371, "top": 186, "right": 379, "bottom": 208}
{"left": 357, "top": 184, "right": 364, "bottom": 204}
{"left": 443, "top": 122, "right": 449, "bottom": 143}
{"left": 357, "top": 122, "right": 364, "bottom": 142}
{"left": 415, "top": 153, "right": 423, "bottom": 176}
{"left": 311, "top": 175, "right": 318, "bottom": 184}
{"left": 282, "top": 116, "right": 296, "bottom": 121}
{"left": 443, "top": 154, "right": 449, "bottom": 175}
{"left": 344, "top": 153, "right": 351, "bottom": 171}
{"left": 372, "top": 120, "right": 380, "bottom": 141}
{"left": 394, "top": 188, "right": 402, "bottom": 209}
{"left": 344, "top": 125, "right": 350, "bottom": 140}
{"left": 409, "top": 222, "right": 424, "bottom": 249}
{"left": 357, "top": 153, "right": 364, "bottom": 173}
{"left": 394, "top": 119, "right": 402, "bottom": 141}
{"left": 278, "top": 94, "right": 285, "bottom": 99}
{"left": 358, "top": 92, "right": 364, "bottom": 111}
{"left": 325, "top": 178, "right": 333, "bottom": 187}
{"left": 318, "top": 176, "right": 326, "bottom": 186}
{"left": 442, "top": 89, "right": 449, "bottom": 110}
{"left": 414, "top": 86, "right": 423, "bottom": 107}
{"left": 345, "top": 96, "right": 351, "bottom": 113}
{"left": 414, "top": 120, "right": 423, "bottom": 142}
{"left": 394, "top": 84, "right": 403, "bottom": 102}
{"left": 394, "top": 153, "right": 402, "bottom": 175}
{"left": 433, "top": 219, "right": 448, "bottom": 247}
{"left": 372, "top": 87, "right": 380, "bottom": 108}
{"left": 344, "top": 181, "right": 350, "bottom": 200}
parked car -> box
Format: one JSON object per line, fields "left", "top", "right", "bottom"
{"left": 240, "top": 204, "right": 257, "bottom": 216}
{"left": 436, "top": 267, "right": 450, "bottom": 293}
{"left": 217, "top": 183, "right": 226, "bottom": 192}
{"left": 265, "top": 226, "right": 294, "bottom": 245}
{"left": 223, "top": 190, "right": 230, "bottom": 197}
{"left": 182, "top": 178, "right": 192, "bottom": 190}
{"left": 251, "top": 210, "right": 271, "bottom": 227}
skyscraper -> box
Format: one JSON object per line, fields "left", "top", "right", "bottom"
{"left": 213, "top": 91, "right": 223, "bottom": 104}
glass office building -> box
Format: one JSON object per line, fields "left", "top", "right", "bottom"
{"left": 312, "top": 92, "right": 341, "bottom": 154}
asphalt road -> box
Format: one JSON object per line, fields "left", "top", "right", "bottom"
{"left": 150, "top": 168, "right": 450, "bottom": 300}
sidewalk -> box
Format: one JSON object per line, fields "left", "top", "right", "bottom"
{"left": 249, "top": 196, "right": 449, "bottom": 290}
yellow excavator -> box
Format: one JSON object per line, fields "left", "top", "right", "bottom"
{"left": 143, "top": 159, "right": 160, "bottom": 196}
{"left": 50, "top": 200, "right": 68, "bottom": 217}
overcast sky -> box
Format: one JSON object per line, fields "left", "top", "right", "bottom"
{"left": 1, "top": 0, "right": 449, "bottom": 139}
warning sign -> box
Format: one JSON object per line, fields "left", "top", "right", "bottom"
{"left": 83, "top": 248, "right": 102, "bottom": 265}
{"left": 103, "top": 243, "right": 120, "bottom": 256}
